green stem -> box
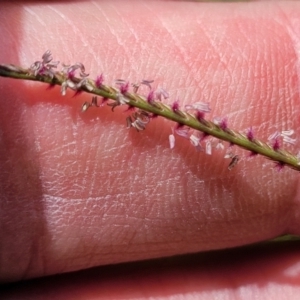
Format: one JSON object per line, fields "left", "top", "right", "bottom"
{"left": 1, "top": 63, "right": 300, "bottom": 171}
{"left": 268, "top": 234, "right": 300, "bottom": 242}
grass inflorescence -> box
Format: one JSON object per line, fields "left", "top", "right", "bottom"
{"left": 0, "top": 51, "right": 299, "bottom": 172}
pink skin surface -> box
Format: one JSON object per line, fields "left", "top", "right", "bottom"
{"left": 1, "top": 0, "right": 300, "bottom": 298}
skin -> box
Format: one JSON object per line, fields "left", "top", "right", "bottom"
{"left": 1, "top": 0, "right": 300, "bottom": 298}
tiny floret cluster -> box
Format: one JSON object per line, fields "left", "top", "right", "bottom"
{"left": 268, "top": 130, "right": 296, "bottom": 151}
{"left": 29, "top": 50, "right": 59, "bottom": 78}
{"left": 61, "top": 63, "right": 93, "bottom": 96}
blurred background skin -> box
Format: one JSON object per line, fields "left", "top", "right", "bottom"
{"left": 1, "top": 0, "right": 300, "bottom": 299}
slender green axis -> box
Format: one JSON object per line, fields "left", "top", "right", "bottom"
{"left": 0, "top": 60, "right": 299, "bottom": 172}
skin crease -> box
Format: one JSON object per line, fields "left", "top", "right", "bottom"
{"left": 1, "top": 0, "right": 300, "bottom": 298}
